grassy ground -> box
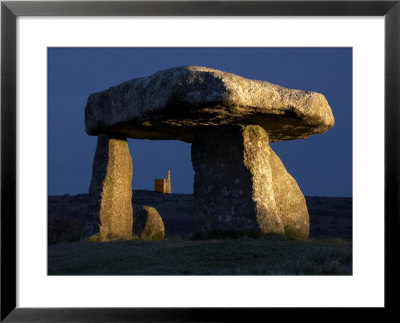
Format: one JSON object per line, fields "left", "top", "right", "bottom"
{"left": 48, "top": 235, "right": 352, "bottom": 275}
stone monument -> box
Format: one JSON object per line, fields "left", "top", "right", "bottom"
{"left": 82, "top": 66, "right": 334, "bottom": 240}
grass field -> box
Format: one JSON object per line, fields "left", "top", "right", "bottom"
{"left": 48, "top": 235, "right": 352, "bottom": 275}
{"left": 48, "top": 192, "right": 352, "bottom": 275}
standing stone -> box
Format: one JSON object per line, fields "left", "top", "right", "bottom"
{"left": 191, "top": 125, "right": 309, "bottom": 239}
{"left": 81, "top": 134, "right": 133, "bottom": 241}
{"left": 269, "top": 145, "right": 310, "bottom": 239}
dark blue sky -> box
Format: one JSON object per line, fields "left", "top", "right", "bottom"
{"left": 48, "top": 48, "right": 352, "bottom": 197}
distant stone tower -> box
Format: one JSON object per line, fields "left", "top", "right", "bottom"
{"left": 154, "top": 170, "right": 171, "bottom": 194}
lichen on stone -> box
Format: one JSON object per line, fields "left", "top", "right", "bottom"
{"left": 133, "top": 206, "right": 165, "bottom": 240}
{"left": 192, "top": 125, "right": 309, "bottom": 238}
{"left": 85, "top": 66, "right": 334, "bottom": 142}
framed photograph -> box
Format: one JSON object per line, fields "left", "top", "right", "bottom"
{"left": 1, "top": 0, "right": 398, "bottom": 321}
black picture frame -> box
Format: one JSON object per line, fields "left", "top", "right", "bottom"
{"left": 1, "top": 0, "right": 399, "bottom": 321}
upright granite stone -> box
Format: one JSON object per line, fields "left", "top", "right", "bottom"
{"left": 269, "top": 145, "right": 309, "bottom": 239}
{"left": 84, "top": 66, "right": 334, "bottom": 239}
{"left": 192, "top": 125, "right": 308, "bottom": 239}
{"left": 81, "top": 134, "right": 133, "bottom": 241}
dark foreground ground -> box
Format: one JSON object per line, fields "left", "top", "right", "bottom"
{"left": 49, "top": 237, "right": 351, "bottom": 275}
{"left": 48, "top": 191, "right": 352, "bottom": 275}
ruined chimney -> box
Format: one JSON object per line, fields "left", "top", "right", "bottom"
{"left": 167, "top": 169, "right": 171, "bottom": 194}
{"left": 154, "top": 169, "right": 172, "bottom": 194}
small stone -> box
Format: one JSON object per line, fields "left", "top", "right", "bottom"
{"left": 134, "top": 206, "right": 165, "bottom": 240}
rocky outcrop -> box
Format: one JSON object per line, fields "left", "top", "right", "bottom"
{"left": 133, "top": 206, "right": 165, "bottom": 240}
{"left": 85, "top": 66, "right": 334, "bottom": 142}
{"left": 81, "top": 134, "right": 133, "bottom": 241}
{"left": 191, "top": 125, "right": 309, "bottom": 239}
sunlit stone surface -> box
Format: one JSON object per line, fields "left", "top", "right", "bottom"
{"left": 133, "top": 206, "right": 165, "bottom": 240}
{"left": 81, "top": 134, "right": 133, "bottom": 240}
{"left": 84, "top": 66, "right": 333, "bottom": 239}
{"left": 191, "top": 125, "right": 309, "bottom": 239}
{"left": 85, "top": 66, "right": 334, "bottom": 142}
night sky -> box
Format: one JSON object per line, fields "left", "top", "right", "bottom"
{"left": 48, "top": 48, "right": 352, "bottom": 197}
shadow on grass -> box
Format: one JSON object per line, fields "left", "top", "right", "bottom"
{"left": 191, "top": 230, "right": 292, "bottom": 241}
{"left": 48, "top": 233, "right": 352, "bottom": 276}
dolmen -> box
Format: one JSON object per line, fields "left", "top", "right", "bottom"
{"left": 81, "top": 66, "right": 334, "bottom": 241}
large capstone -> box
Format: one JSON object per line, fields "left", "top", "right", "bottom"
{"left": 85, "top": 66, "right": 334, "bottom": 142}
{"left": 191, "top": 125, "right": 309, "bottom": 239}
{"left": 81, "top": 134, "right": 133, "bottom": 241}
